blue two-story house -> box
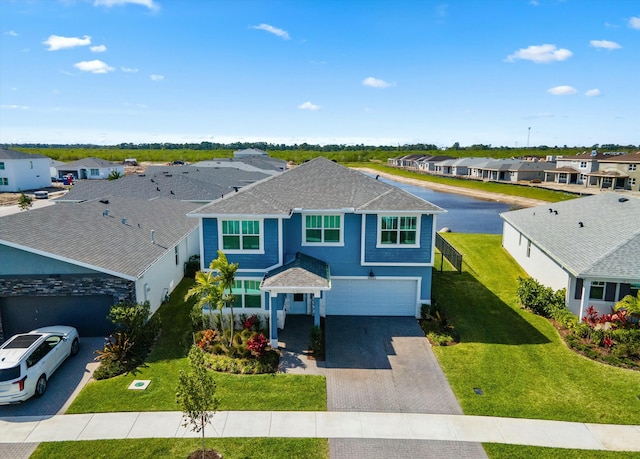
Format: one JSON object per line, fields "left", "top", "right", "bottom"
{"left": 188, "top": 157, "right": 445, "bottom": 346}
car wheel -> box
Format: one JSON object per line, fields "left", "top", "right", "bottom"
{"left": 70, "top": 338, "right": 79, "bottom": 356}
{"left": 35, "top": 374, "right": 47, "bottom": 397}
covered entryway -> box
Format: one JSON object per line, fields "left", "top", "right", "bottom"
{"left": 325, "top": 278, "right": 418, "bottom": 316}
{"left": 0, "top": 295, "right": 114, "bottom": 339}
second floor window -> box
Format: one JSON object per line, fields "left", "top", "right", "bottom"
{"left": 379, "top": 216, "right": 418, "bottom": 247}
{"left": 304, "top": 215, "right": 342, "bottom": 245}
{"left": 221, "top": 220, "right": 260, "bottom": 251}
{"left": 629, "top": 164, "right": 637, "bottom": 171}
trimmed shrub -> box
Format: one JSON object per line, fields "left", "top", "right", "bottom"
{"left": 309, "top": 326, "right": 325, "bottom": 359}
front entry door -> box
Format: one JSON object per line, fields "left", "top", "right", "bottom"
{"left": 289, "top": 293, "right": 307, "bottom": 314}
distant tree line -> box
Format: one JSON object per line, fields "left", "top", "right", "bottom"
{"left": 3, "top": 141, "right": 637, "bottom": 152}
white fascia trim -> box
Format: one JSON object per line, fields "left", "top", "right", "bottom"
{"left": 431, "top": 214, "right": 438, "bottom": 266}
{"left": 356, "top": 210, "right": 446, "bottom": 214}
{"left": 361, "top": 261, "right": 433, "bottom": 267}
{"left": 0, "top": 239, "right": 137, "bottom": 281}
{"left": 263, "top": 288, "right": 327, "bottom": 296}
{"left": 189, "top": 213, "right": 290, "bottom": 219}
{"left": 360, "top": 212, "right": 367, "bottom": 266}
{"left": 331, "top": 275, "right": 421, "bottom": 281}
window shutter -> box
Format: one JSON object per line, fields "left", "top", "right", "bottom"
{"left": 604, "top": 283, "right": 616, "bottom": 302}
{"left": 618, "top": 283, "right": 631, "bottom": 300}
{"left": 574, "top": 278, "right": 583, "bottom": 300}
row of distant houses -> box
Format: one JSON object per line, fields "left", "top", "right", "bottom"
{"left": 389, "top": 151, "right": 640, "bottom": 192}
{"left": 0, "top": 147, "right": 286, "bottom": 193}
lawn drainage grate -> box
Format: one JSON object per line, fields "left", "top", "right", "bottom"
{"left": 473, "top": 388, "right": 484, "bottom": 395}
{"left": 128, "top": 380, "right": 151, "bottom": 390}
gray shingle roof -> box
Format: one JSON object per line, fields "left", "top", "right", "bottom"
{"left": 58, "top": 157, "right": 121, "bottom": 168}
{"left": 501, "top": 193, "right": 640, "bottom": 279}
{"left": 58, "top": 165, "right": 269, "bottom": 203}
{"left": 0, "top": 148, "right": 48, "bottom": 160}
{"left": 261, "top": 253, "right": 330, "bottom": 290}
{"left": 0, "top": 197, "right": 199, "bottom": 279}
{"left": 190, "top": 157, "right": 444, "bottom": 216}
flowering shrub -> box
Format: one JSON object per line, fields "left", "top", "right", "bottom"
{"left": 243, "top": 314, "right": 258, "bottom": 331}
{"left": 198, "top": 329, "right": 217, "bottom": 350}
{"left": 247, "top": 333, "right": 269, "bottom": 358}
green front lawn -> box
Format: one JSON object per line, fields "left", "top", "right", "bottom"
{"left": 433, "top": 234, "right": 640, "bottom": 424}
{"left": 484, "top": 444, "right": 640, "bottom": 459}
{"left": 31, "top": 438, "right": 328, "bottom": 459}
{"left": 67, "top": 279, "right": 326, "bottom": 413}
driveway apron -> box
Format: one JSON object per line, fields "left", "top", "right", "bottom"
{"left": 325, "top": 316, "right": 487, "bottom": 458}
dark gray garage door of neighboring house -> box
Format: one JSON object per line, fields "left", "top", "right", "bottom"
{"left": 0, "top": 295, "right": 114, "bottom": 339}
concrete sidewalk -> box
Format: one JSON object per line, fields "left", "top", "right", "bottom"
{"left": 1, "top": 411, "right": 639, "bottom": 452}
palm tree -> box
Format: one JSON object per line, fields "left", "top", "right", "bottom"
{"left": 185, "top": 270, "right": 224, "bottom": 330}
{"left": 210, "top": 250, "right": 239, "bottom": 345}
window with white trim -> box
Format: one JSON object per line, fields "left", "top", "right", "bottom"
{"left": 221, "top": 220, "right": 261, "bottom": 251}
{"left": 303, "top": 214, "right": 342, "bottom": 245}
{"left": 90, "top": 168, "right": 100, "bottom": 176}
{"left": 629, "top": 178, "right": 636, "bottom": 186}
{"left": 0, "top": 162, "right": 4, "bottom": 170}
{"left": 0, "top": 178, "right": 8, "bottom": 186}
{"left": 589, "top": 281, "right": 605, "bottom": 300}
{"left": 629, "top": 164, "right": 637, "bottom": 171}
{"left": 378, "top": 216, "right": 419, "bottom": 247}
{"left": 580, "top": 161, "right": 587, "bottom": 168}
{"left": 231, "top": 280, "right": 262, "bottom": 308}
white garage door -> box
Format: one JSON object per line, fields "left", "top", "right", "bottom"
{"left": 325, "top": 278, "right": 418, "bottom": 316}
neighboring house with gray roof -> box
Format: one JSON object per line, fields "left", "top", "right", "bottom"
{"left": 0, "top": 197, "right": 199, "bottom": 340}
{"left": 0, "top": 148, "right": 51, "bottom": 192}
{"left": 57, "top": 165, "right": 271, "bottom": 203}
{"left": 193, "top": 156, "right": 286, "bottom": 175}
{"left": 188, "top": 157, "right": 445, "bottom": 346}
{"left": 54, "top": 157, "right": 125, "bottom": 180}
{"left": 501, "top": 193, "right": 640, "bottom": 319}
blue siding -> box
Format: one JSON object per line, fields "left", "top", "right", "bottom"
{"left": 201, "top": 218, "right": 280, "bottom": 269}
{"left": 0, "top": 244, "right": 99, "bottom": 275}
{"left": 363, "top": 214, "right": 433, "bottom": 264}
{"left": 283, "top": 213, "right": 363, "bottom": 276}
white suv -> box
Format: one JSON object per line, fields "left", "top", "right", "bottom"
{"left": 0, "top": 326, "right": 79, "bottom": 404}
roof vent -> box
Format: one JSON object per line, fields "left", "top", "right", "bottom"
{"left": 554, "top": 210, "right": 558, "bottom": 215}
{"left": 578, "top": 222, "right": 584, "bottom": 228}
{"left": 99, "top": 199, "right": 109, "bottom": 204}
{"left": 103, "top": 209, "right": 110, "bottom": 217}
{"left": 151, "top": 230, "right": 155, "bottom": 244}
{"left": 157, "top": 187, "right": 160, "bottom": 191}
{"left": 619, "top": 197, "right": 629, "bottom": 203}
{"left": 548, "top": 208, "right": 553, "bottom": 213}
{"left": 122, "top": 218, "right": 127, "bottom": 225}
{"left": 138, "top": 174, "right": 145, "bottom": 177}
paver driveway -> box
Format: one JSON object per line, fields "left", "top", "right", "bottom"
{"left": 325, "top": 316, "right": 463, "bottom": 413}
{"left": 325, "top": 316, "right": 487, "bottom": 458}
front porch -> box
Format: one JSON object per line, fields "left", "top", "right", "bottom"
{"left": 261, "top": 252, "right": 331, "bottom": 347}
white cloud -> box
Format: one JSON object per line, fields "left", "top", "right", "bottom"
{"left": 547, "top": 85, "right": 577, "bottom": 95}
{"left": 90, "top": 44, "right": 107, "bottom": 53}
{"left": 362, "top": 77, "right": 394, "bottom": 88}
{"left": 150, "top": 74, "right": 164, "bottom": 81}
{"left": 93, "top": 0, "right": 159, "bottom": 11}
{"left": 1, "top": 104, "right": 28, "bottom": 110}
{"left": 5, "top": 30, "right": 18, "bottom": 37}
{"left": 530, "top": 0, "right": 539, "bottom": 6}
{"left": 589, "top": 40, "right": 621, "bottom": 50}
{"left": 74, "top": 60, "right": 114, "bottom": 74}
{"left": 585, "top": 89, "right": 601, "bottom": 97}
{"left": 629, "top": 16, "right": 640, "bottom": 29}
{"left": 121, "top": 66, "right": 139, "bottom": 73}
{"left": 251, "top": 24, "right": 290, "bottom": 40}
{"left": 298, "top": 101, "right": 320, "bottom": 111}
{"left": 43, "top": 35, "right": 91, "bottom": 51}
{"left": 505, "top": 44, "right": 572, "bottom": 63}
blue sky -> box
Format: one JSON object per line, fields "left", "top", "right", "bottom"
{"left": 1, "top": 0, "right": 638, "bottom": 147}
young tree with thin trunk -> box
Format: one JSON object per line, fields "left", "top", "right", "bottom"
{"left": 176, "top": 346, "right": 218, "bottom": 459}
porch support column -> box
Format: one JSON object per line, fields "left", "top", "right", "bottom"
{"left": 313, "top": 294, "right": 321, "bottom": 327}
{"left": 578, "top": 279, "right": 591, "bottom": 321}
{"left": 270, "top": 294, "right": 279, "bottom": 348}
